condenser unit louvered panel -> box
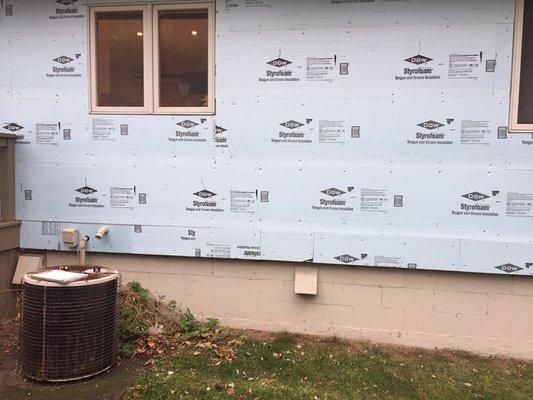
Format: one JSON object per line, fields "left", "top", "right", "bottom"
{"left": 21, "top": 266, "right": 119, "bottom": 382}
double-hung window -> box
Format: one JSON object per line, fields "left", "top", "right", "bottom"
{"left": 89, "top": 2, "right": 214, "bottom": 115}
{"left": 510, "top": 0, "right": 533, "bottom": 131}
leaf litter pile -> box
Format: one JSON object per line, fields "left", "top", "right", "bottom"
{"left": 119, "top": 282, "right": 242, "bottom": 366}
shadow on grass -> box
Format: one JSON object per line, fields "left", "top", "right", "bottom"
{"left": 123, "top": 331, "right": 533, "bottom": 400}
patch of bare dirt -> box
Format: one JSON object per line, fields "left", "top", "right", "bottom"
{"left": 0, "top": 319, "right": 19, "bottom": 359}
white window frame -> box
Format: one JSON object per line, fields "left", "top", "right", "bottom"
{"left": 510, "top": 0, "right": 533, "bottom": 132}
{"left": 89, "top": 5, "right": 152, "bottom": 115}
{"left": 88, "top": 2, "right": 214, "bottom": 115}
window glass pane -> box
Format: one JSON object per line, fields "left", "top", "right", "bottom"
{"left": 96, "top": 11, "right": 144, "bottom": 107}
{"left": 158, "top": 9, "right": 208, "bottom": 108}
{"left": 518, "top": 0, "right": 533, "bottom": 123}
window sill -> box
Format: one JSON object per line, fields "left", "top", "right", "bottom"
{"left": 508, "top": 125, "right": 533, "bottom": 134}
{"left": 88, "top": 109, "right": 215, "bottom": 116}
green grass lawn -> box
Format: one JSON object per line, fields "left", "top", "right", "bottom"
{"left": 123, "top": 332, "right": 532, "bottom": 400}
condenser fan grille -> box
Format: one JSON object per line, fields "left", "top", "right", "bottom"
{"left": 21, "top": 266, "right": 119, "bottom": 382}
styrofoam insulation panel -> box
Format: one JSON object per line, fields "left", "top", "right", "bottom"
{"left": 0, "top": 0, "right": 531, "bottom": 276}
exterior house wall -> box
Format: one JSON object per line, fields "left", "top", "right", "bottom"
{"left": 2, "top": 0, "right": 532, "bottom": 357}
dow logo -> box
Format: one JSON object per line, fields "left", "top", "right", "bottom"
{"left": 321, "top": 188, "right": 345, "bottom": 197}
{"left": 495, "top": 264, "right": 523, "bottom": 273}
{"left": 280, "top": 120, "right": 304, "bottom": 130}
{"left": 177, "top": 120, "right": 198, "bottom": 129}
{"left": 53, "top": 55, "right": 74, "bottom": 64}
{"left": 3, "top": 123, "right": 23, "bottom": 132}
{"left": 462, "top": 192, "right": 490, "bottom": 202}
{"left": 417, "top": 120, "right": 444, "bottom": 130}
{"left": 194, "top": 190, "right": 216, "bottom": 199}
{"left": 215, "top": 126, "right": 227, "bottom": 134}
{"left": 267, "top": 58, "right": 292, "bottom": 68}
{"left": 405, "top": 54, "right": 433, "bottom": 65}
{"left": 76, "top": 186, "right": 97, "bottom": 195}
{"left": 56, "top": 0, "right": 78, "bottom": 5}
{"left": 335, "top": 254, "right": 358, "bottom": 264}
